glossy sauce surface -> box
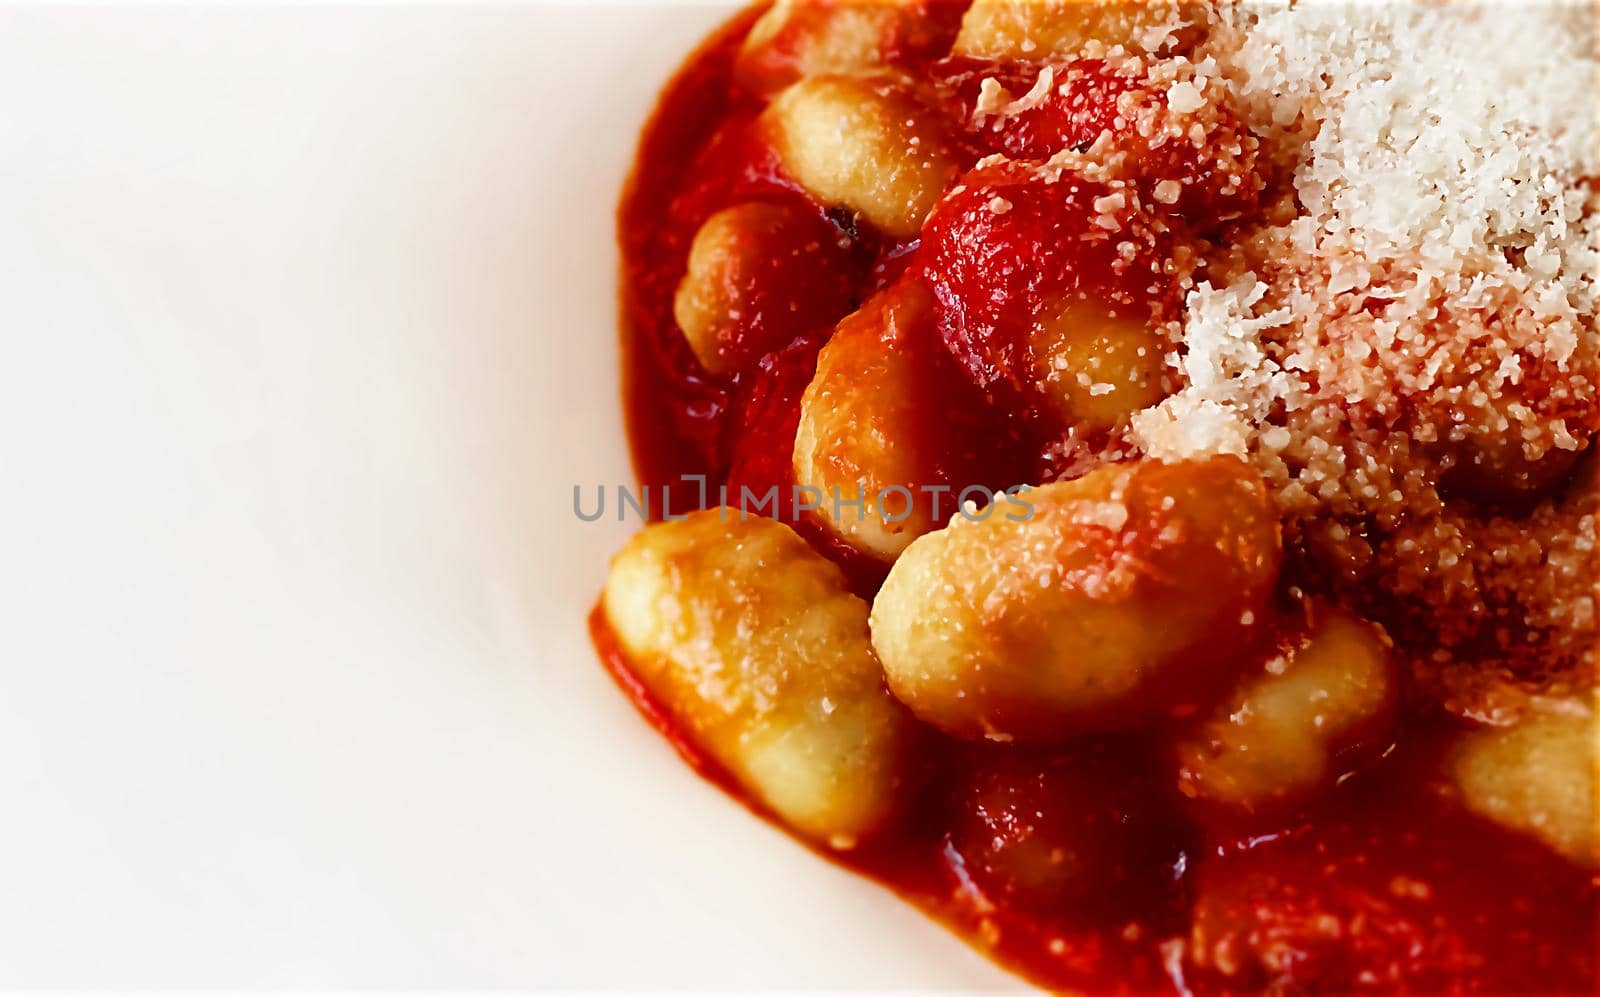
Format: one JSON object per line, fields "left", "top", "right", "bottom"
{"left": 605, "top": 6, "right": 1598, "bottom": 991}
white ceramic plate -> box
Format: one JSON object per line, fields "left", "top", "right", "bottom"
{"left": 0, "top": 3, "right": 1015, "bottom": 989}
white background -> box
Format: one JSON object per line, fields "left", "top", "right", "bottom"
{"left": 0, "top": 3, "right": 1013, "bottom": 989}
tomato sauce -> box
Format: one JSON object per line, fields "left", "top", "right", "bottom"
{"left": 602, "top": 5, "right": 1599, "bottom": 991}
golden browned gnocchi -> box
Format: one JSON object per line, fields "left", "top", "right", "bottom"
{"left": 672, "top": 202, "right": 852, "bottom": 378}
{"left": 1174, "top": 604, "right": 1397, "bottom": 816}
{"left": 761, "top": 74, "right": 959, "bottom": 239}
{"left": 869, "top": 457, "right": 1282, "bottom": 741}
{"left": 1029, "top": 298, "right": 1172, "bottom": 432}
{"left": 792, "top": 281, "right": 964, "bottom": 561}
{"left": 603, "top": 510, "right": 917, "bottom": 847}
{"left": 953, "top": 0, "right": 1201, "bottom": 59}
{"left": 1449, "top": 709, "right": 1598, "bottom": 869}
{"left": 736, "top": 0, "right": 904, "bottom": 95}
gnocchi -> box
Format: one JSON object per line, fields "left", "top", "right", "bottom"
{"left": 1174, "top": 604, "right": 1397, "bottom": 816}
{"left": 792, "top": 281, "right": 968, "bottom": 561}
{"left": 673, "top": 202, "right": 853, "bottom": 377}
{"left": 761, "top": 74, "right": 959, "bottom": 239}
{"left": 947, "top": 743, "right": 1176, "bottom": 910}
{"left": 736, "top": 0, "right": 946, "bottom": 96}
{"left": 953, "top": 0, "right": 1201, "bottom": 59}
{"left": 917, "top": 158, "right": 1179, "bottom": 414}
{"left": 1449, "top": 709, "right": 1597, "bottom": 869}
{"left": 869, "top": 456, "right": 1282, "bottom": 741}
{"left": 603, "top": 510, "right": 918, "bottom": 847}
{"left": 1029, "top": 297, "right": 1172, "bottom": 432}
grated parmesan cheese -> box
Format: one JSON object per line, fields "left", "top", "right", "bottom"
{"left": 1124, "top": 0, "right": 1600, "bottom": 718}
{"left": 972, "top": 66, "right": 1058, "bottom": 126}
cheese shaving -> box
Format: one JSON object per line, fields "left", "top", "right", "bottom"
{"left": 1127, "top": 0, "right": 1600, "bottom": 717}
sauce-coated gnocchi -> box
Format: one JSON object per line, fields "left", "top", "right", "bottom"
{"left": 1029, "top": 297, "right": 1173, "bottom": 432}
{"left": 736, "top": 0, "right": 958, "bottom": 95}
{"left": 870, "top": 457, "right": 1282, "bottom": 741}
{"left": 603, "top": 511, "right": 917, "bottom": 848}
{"left": 738, "top": 0, "right": 900, "bottom": 95}
{"left": 792, "top": 281, "right": 970, "bottom": 561}
{"left": 1174, "top": 604, "right": 1397, "bottom": 817}
{"left": 673, "top": 202, "right": 853, "bottom": 378}
{"left": 954, "top": 0, "right": 1200, "bottom": 59}
{"left": 1450, "top": 709, "right": 1597, "bottom": 869}
{"left": 947, "top": 743, "right": 1177, "bottom": 911}
{"left": 761, "top": 74, "right": 959, "bottom": 238}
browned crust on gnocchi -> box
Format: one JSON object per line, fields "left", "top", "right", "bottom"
{"left": 870, "top": 456, "right": 1282, "bottom": 741}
